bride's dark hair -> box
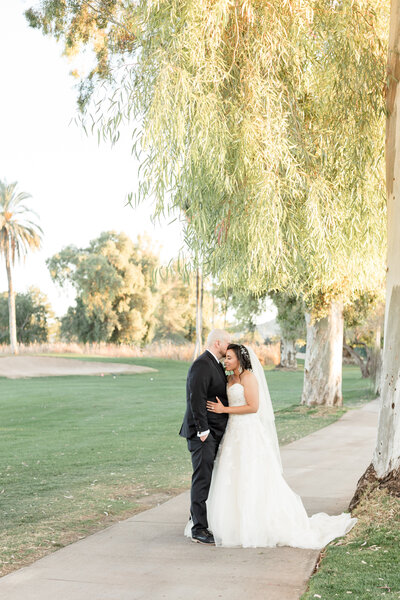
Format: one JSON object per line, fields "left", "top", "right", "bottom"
{"left": 227, "top": 344, "right": 252, "bottom": 372}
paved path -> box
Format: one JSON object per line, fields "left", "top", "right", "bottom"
{"left": 0, "top": 401, "right": 379, "bottom": 600}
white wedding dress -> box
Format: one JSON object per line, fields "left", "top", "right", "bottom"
{"left": 184, "top": 347, "right": 357, "bottom": 549}
{"left": 205, "top": 382, "right": 356, "bottom": 548}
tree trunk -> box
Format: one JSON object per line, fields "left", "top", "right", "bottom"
{"left": 200, "top": 269, "right": 203, "bottom": 338}
{"left": 5, "top": 240, "right": 18, "bottom": 355}
{"left": 350, "top": 1, "right": 400, "bottom": 507}
{"left": 373, "top": 0, "right": 400, "bottom": 478}
{"left": 375, "top": 325, "right": 382, "bottom": 395}
{"left": 343, "top": 342, "right": 370, "bottom": 378}
{"left": 372, "top": 0, "right": 400, "bottom": 480}
{"left": 279, "top": 338, "right": 297, "bottom": 369}
{"left": 372, "top": 285, "right": 400, "bottom": 479}
{"left": 193, "top": 268, "right": 203, "bottom": 360}
{"left": 211, "top": 286, "right": 215, "bottom": 329}
{"left": 367, "top": 324, "right": 383, "bottom": 396}
{"left": 223, "top": 296, "right": 228, "bottom": 329}
{"left": 301, "top": 300, "right": 344, "bottom": 406}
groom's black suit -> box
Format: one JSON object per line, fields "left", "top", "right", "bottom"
{"left": 180, "top": 350, "right": 228, "bottom": 533}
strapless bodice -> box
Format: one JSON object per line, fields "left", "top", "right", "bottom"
{"left": 227, "top": 383, "right": 247, "bottom": 407}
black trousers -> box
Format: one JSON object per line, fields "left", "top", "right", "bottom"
{"left": 187, "top": 434, "right": 221, "bottom": 533}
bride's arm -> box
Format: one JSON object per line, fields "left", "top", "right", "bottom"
{"left": 206, "top": 373, "right": 259, "bottom": 415}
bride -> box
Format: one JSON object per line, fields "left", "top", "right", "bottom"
{"left": 197, "top": 343, "right": 356, "bottom": 548}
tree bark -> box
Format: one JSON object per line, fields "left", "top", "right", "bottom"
{"left": 373, "top": 324, "right": 382, "bottom": 396}
{"left": 211, "top": 286, "right": 215, "bottom": 329}
{"left": 372, "top": 286, "right": 400, "bottom": 478}
{"left": 279, "top": 338, "right": 297, "bottom": 369}
{"left": 350, "top": 1, "right": 400, "bottom": 507}
{"left": 193, "top": 267, "right": 203, "bottom": 360}
{"left": 343, "top": 342, "right": 370, "bottom": 378}
{"left": 223, "top": 296, "right": 228, "bottom": 329}
{"left": 301, "top": 300, "right": 344, "bottom": 406}
{"left": 5, "top": 238, "right": 18, "bottom": 355}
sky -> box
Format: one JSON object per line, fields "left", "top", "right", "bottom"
{"left": 0, "top": 1, "right": 276, "bottom": 323}
{"left": 0, "top": 1, "right": 185, "bottom": 316}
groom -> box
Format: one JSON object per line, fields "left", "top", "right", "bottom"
{"left": 180, "top": 329, "right": 231, "bottom": 544}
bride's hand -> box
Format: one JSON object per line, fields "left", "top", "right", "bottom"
{"left": 207, "top": 397, "right": 225, "bottom": 414}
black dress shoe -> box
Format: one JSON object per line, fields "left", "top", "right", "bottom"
{"left": 191, "top": 528, "right": 215, "bottom": 545}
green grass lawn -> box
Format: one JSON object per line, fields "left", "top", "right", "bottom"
{"left": 0, "top": 357, "right": 375, "bottom": 576}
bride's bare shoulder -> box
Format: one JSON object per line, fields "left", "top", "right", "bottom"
{"left": 241, "top": 370, "right": 258, "bottom": 386}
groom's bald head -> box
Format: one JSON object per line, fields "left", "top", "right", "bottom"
{"left": 206, "top": 329, "right": 231, "bottom": 359}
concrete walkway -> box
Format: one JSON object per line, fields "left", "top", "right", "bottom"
{"left": 0, "top": 401, "right": 379, "bottom": 600}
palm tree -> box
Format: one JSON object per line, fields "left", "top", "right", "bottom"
{"left": 0, "top": 181, "right": 42, "bottom": 354}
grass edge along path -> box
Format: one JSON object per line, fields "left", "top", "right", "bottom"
{"left": 0, "top": 356, "right": 374, "bottom": 578}
{"left": 301, "top": 487, "right": 400, "bottom": 600}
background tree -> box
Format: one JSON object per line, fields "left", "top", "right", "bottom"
{"left": 154, "top": 262, "right": 213, "bottom": 343}
{"left": 270, "top": 292, "right": 306, "bottom": 370}
{"left": 49, "top": 231, "right": 158, "bottom": 344}
{"left": 213, "top": 287, "right": 266, "bottom": 340}
{"left": 343, "top": 292, "right": 384, "bottom": 380}
{"left": 231, "top": 292, "right": 266, "bottom": 341}
{"left": 0, "top": 287, "right": 52, "bottom": 344}
{"left": 300, "top": 293, "right": 344, "bottom": 406}
{"left": 0, "top": 180, "right": 42, "bottom": 354}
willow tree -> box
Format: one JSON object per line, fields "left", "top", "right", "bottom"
{"left": 0, "top": 181, "right": 42, "bottom": 354}
{"left": 28, "top": 1, "right": 386, "bottom": 403}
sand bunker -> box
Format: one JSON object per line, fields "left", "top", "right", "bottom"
{"left": 0, "top": 356, "right": 157, "bottom": 379}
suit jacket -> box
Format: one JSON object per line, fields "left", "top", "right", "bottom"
{"left": 179, "top": 350, "right": 228, "bottom": 440}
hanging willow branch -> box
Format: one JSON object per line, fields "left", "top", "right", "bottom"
{"left": 27, "top": 0, "right": 388, "bottom": 305}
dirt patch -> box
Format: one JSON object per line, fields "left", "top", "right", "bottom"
{"left": 0, "top": 356, "right": 156, "bottom": 379}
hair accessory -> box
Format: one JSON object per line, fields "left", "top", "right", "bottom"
{"left": 238, "top": 345, "right": 252, "bottom": 371}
